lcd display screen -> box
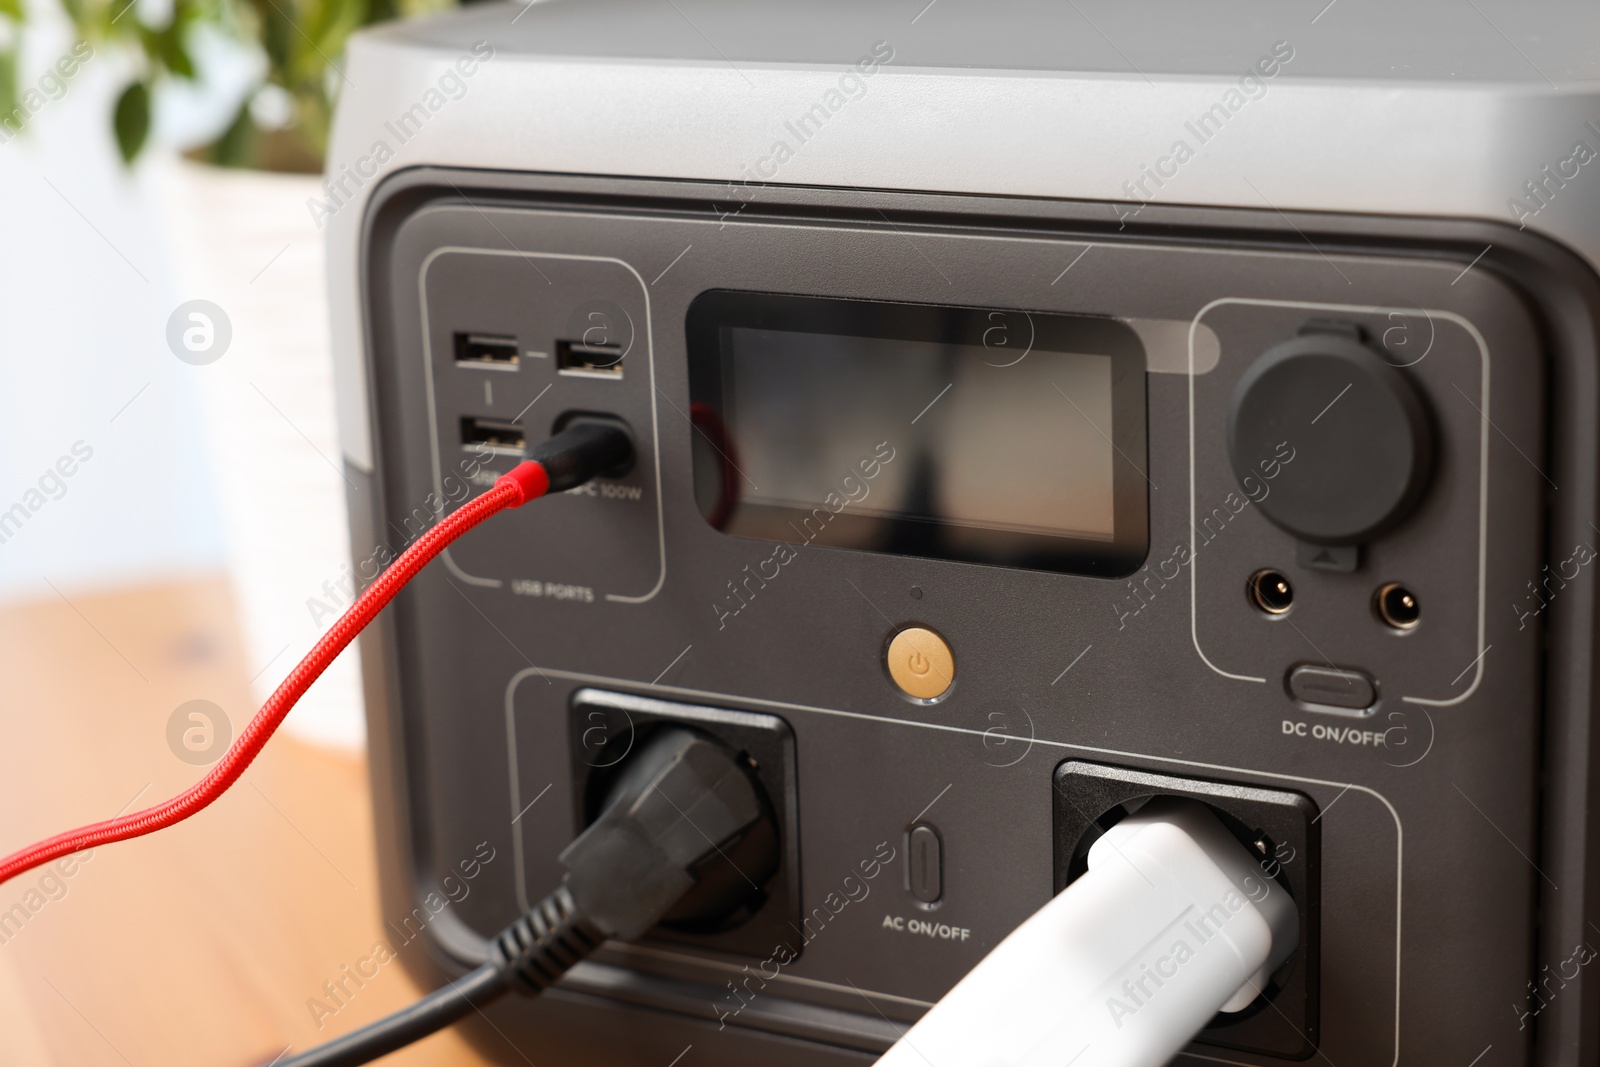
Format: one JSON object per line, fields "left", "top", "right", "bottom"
{"left": 685, "top": 292, "right": 1148, "bottom": 575}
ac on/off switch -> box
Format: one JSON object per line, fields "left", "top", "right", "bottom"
{"left": 907, "top": 824, "right": 943, "bottom": 904}
{"left": 886, "top": 627, "right": 955, "bottom": 702}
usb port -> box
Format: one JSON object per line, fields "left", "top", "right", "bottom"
{"left": 460, "top": 417, "right": 526, "bottom": 457}
{"left": 556, "top": 340, "right": 624, "bottom": 378}
{"left": 454, "top": 332, "right": 520, "bottom": 369}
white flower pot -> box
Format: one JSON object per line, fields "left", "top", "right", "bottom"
{"left": 155, "top": 156, "right": 364, "bottom": 750}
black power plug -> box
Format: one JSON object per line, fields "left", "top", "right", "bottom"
{"left": 274, "top": 699, "right": 778, "bottom": 1067}
{"left": 561, "top": 726, "right": 778, "bottom": 941}
{"left": 569, "top": 688, "right": 802, "bottom": 957}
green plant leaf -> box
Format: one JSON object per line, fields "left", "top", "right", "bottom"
{"left": 113, "top": 80, "right": 151, "bottom": 163}
{"left": 0, "top": 0, "right": 23, "bottom": 21}
{"left": 191, "top": 0, "right": 464, "bottom": 173}
{"left": 0, "top": 49, "right": 18, "bottom": 142}
{"left": 317, "top": 0, "right": 367, "bottom": 57}
{"left": 143, "top": 24, "right": 197, "bottom": 78}
{"left": 247, "top": 0, "right": 294, "bottom": 82}
{"left": 204, "top": 96, "right": 256, "bottom": 166}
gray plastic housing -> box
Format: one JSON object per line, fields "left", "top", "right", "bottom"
{"left": 327, "top": 5, "right": 1600, "bottom": 1066}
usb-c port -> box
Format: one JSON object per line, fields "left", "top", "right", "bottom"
{"left": 455, "top": 333, "right": 520, "bottom": 369}
{"left": 556, "top": 340, "right": 624, "bottom": 378}
{"left": 461, "top": 417, "right": 526, "bottom": 457}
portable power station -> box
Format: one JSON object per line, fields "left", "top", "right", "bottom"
{"left": 322, "top": 2, "right": 1600, "bottom": 1064}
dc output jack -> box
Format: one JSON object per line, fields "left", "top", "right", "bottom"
{"left": 1247, "top": 570, "right": 1294, "bottom": 616}
{"left": 1375, "top": 582, "right": 1421, "bottom": 631}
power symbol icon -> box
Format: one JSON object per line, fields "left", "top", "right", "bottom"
{"left": 886, "top": 627, "right": 954, "bottom": 702}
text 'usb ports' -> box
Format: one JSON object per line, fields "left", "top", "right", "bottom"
{"left": 556, "top": 340, "right": 624, "bottom": 378}
{"left": 454, "top": 332, "right": 519, "bottom": 369}
{"left": 461, "top": 417, "right": 525, "bottom": 457}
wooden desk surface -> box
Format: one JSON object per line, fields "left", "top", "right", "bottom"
{"left": 0, "top": 576, "right": 490, "bottom": 1066}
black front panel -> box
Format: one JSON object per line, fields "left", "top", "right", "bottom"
{"left": 355, "top": 172, "right": 1580, "bottom": 1067}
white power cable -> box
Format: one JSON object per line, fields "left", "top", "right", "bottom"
{"left": 876, "top": 798, "right": 1298, "bottom": 1067}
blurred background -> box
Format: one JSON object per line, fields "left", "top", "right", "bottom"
{"left": 0, "top": 0, "right": 486, "bottom": 1061}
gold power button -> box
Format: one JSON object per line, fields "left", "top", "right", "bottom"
{"left": 886, "top": 627, "right": 955, "bottom": 701}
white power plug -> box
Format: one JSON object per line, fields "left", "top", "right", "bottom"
{"left": 875, "top": 797, "right": 1298, "bottom": 1067}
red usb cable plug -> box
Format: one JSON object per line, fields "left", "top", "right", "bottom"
{"left": 0, "top": 422, "right": 631, "bottom": 890}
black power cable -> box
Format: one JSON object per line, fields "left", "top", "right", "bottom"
{"left": 276, "top": 964, "right": 505, "bottom": 1067}
{"left": 275, "top": 728, "right": 773, "bottom": 1067}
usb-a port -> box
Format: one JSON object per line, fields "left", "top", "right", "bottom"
{"left": 460, "top": 417, "right": 526, "bottom": 457}
{"left": 556, "top": 340, "right": 624, "bottom": 378}
{"left": 454, "top": 332, "right": 520, "bottom": 369}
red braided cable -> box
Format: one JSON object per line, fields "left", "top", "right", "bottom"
{"left": 0, "top": 461, "right": 551, "bottom": 889}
